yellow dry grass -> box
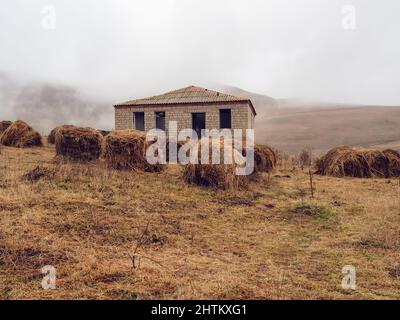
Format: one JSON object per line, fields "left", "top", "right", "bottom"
{"left": 0, "top": 145, "right": 399, "bottom": 299}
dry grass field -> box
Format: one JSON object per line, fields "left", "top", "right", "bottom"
{"left": 0, "top": 144, "right": 399, "bottom": 300}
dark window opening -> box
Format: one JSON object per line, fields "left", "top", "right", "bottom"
{"left": 155, "top": 112, "right": 166, "bottom": 131}
{"left": 219, "top": 109, "right": 232, "bottom": 129}
{"left": 134, "top": 112, "right": 145, "bottom": 131}
{"left": 192, "top": 112, "right": 206, "bottom": 137}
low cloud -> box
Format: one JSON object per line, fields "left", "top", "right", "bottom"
{"left": 0, "top": 72, "right": 112, "bottom": 134}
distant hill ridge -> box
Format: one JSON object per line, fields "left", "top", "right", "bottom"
{"left": 213, "top": 85, "right": 400, "bottom": 153}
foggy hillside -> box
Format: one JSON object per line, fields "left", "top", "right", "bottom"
{"left": 220, "top": 86, "right": 400, "bottom": 153}
{"left": 0, "top": 73, "right": 112, "bottom": 134}
{"left": 1, "top": 75, "right": 400, "bottom": 153}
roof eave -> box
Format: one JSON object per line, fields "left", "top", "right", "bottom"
{"left": 114, "top": 99, "right": 257, "bottom": 116}
{"left": 248, "top": 100, "right": 257, "bottom": 116}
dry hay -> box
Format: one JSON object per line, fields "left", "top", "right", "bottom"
{"left": 55, "top": 125, "right": 103, "bottom": 162}
{"left": 145, "top": 136, "right": 185, "bottom": 162}
{"left": 49, "top": 126, "right": 108, "bottom": 144}
{"left": 99, "top": 130, "right": 111, "bottom": 137}
{"left": 103, "top": 130, "right": 164, "bottom": 172}
{"left": 362, "top": 149, "right": 389, "bottom": 178}
{"left": 145, "top": 138, "right": 185, "bottom": 163}
{"left": 383, "top": 149, "right": 400, "bottom": 177}
{"left": 252, "top": 144, "right": 277, "bottom": 173}
{"left": 316, "top": 146, "right": 400, "bottom": 178}
{"left": 0, "top": 120, "right": 12, "bottom": 134}
{"left": 316, "top": 146, "right": 371, "bottom": 178}
{"left": 230, "top": 138, "right": 277, "bottom": 174}
{"left": 47, "top": 125, "right": 74, "bottom": 144}
{"left": 0, "top": 120, "right": 42, "bottom": 148}
{"left": 182, "top": 139, "right": 249, "bottom": 190}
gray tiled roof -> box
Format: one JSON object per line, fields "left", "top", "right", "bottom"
{"left": 115, "top": 85, "right": 250, "bottom": 106}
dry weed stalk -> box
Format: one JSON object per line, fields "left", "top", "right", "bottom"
{"left": 309, "top": 168, "right": 314, "bottom": 199}
{"left": 308, "top": 149, "right": 315, "bottom": 198}
{"left": 128, "top": 221, "right": 163, "bottom": 272}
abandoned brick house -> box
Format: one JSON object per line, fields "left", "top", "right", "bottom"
{"left": 114, "top": 86, "right": 256, "bottom": 136}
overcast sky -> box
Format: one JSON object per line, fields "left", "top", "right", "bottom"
{"left": 0, "top": 0, "right": 399, "bottom": 105}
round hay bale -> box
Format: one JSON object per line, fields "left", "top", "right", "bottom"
{"left": 55, "top": 125, "right": 103, "bottom": 162}
{"left": 235, "top": 141, "right": 276, "bottom": 174}
{"left": 0, "top": 121, "right": 12, "bottom": 134}
{"left": 0, "top": 120, "right": 42, "bottom": 148}
{"left": 104, "top": 130, "right": 164, "bottom": 172}
{"left": 182, "top": 139, "right": 249, "bottom": 190}
{"left": 317, "top": 146, "right": 400, "bottom": 178}
{"left": 230, "top": 137, "right": 276, "bottom": 173}
{"left": 252, "top": 144, "right": 277, "bottom": 173}
{"left": 383, "top": 149, "right": 400, "bottom": 177}
{"left": 47, "top": 125, "right": 75, "bottom": 144}
{"left": 316, "top": 146, "right": 371, "bottom": 178}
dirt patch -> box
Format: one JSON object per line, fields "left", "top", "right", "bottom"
{"left": 215, "top": 195, "right": 255, "bottom": 207}
{"left": 0, "top": 245, "right": 72, "bottom": 270}
{"left": 22, "top": 165, "right": 56, "bottom": 183}
{"left": 291, "top": 203, "right": 334, "bottom": 220}
{"left": 388, "top": 266, "right": 400, "bottom": 279}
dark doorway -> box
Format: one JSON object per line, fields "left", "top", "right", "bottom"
{"left": 192, "top": 112, "right": 206, "bottom": 137}
{"left": 155, "top": 112, "right": 166, "bottom": 131}
{"left": 134, "top": 112, "right": 145, "bottom": 131}
{"left": 219, "top": 109, "right": 232, "bottom": 129}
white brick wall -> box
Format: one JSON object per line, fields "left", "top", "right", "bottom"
{"left": 114, "top": 103, "right": 255, "bottom": 133}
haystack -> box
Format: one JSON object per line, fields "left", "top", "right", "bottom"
{"left": 182, "top": 139, "right": 249, "bottom": 190}
{"left": 316, "top": 146, "right": 400, "bottom": 178}
{"left": 383, "top": 149, "right": 400, "bottom": 177}
{"left": 103, "top": 130, "right": 164, "bottom": 172}
{"left": 0, "top": 121, "right": 12, "bottom": 134}
{"left": 252, "top": 144, "right": 277, "bottom": 173}
{"left": 233, "top": 140, "right": 276, "bottom": 174}
{"left": 316, "top": 146, "right": 371, "bottom": 178}
{"left": 47, "top": 125, "right": 74, "bottom": 144}
{"left": 362, "top": 149, "right": 389, "bottom": 178}
{"left": 99, "top": 130, "right": 110, "bottom": 137}
{"left": 0, "top": 120, "right": 42, "bottom": 148}
{"left": 55, "top": 125, "right": 103, "bottom": 161}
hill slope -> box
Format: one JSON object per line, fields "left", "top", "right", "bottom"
{"left": 257, "top": 106, "right": 400, "bottom": 153}
{"left": 219, "top": 86, "right": 400, "bottom": 153}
